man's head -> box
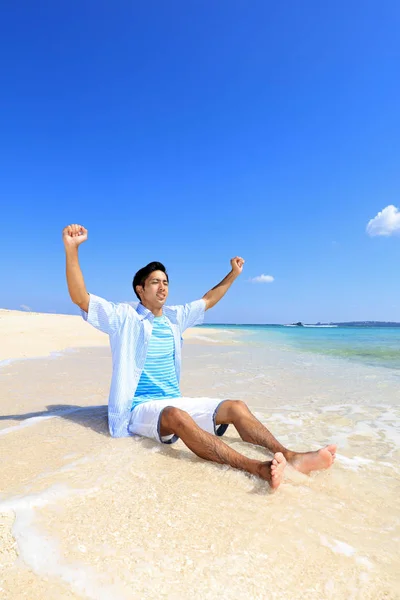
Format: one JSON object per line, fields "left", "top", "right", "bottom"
{"left": 132, "top": 262, "right": 169, "bottom": 311}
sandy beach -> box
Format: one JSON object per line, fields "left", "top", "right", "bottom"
{"left": 1, "top": 310, "right": 399, "bottom": 599}
{"left": 0, "top": 309, "right": 227, "bottom": 363}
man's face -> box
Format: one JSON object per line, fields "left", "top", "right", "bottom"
{"left": 137, "top": 270, "right": 169, "bottom": 308}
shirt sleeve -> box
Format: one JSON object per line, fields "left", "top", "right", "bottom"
{"left": 80, "top": 294, "right": 128, "bottom": 335}
{"left": 174, "top": 299, "right": 206, "bottom": 333}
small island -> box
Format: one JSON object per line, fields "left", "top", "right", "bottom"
{"left": 326, "top": 321, "right": 400, "bottom": 328}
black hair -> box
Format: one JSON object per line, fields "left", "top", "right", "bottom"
{"left": 132, "top": 261, "right": 169, "bottom": 301}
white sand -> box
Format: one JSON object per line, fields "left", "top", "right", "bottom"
{"left": 0, "top": 308, "right": 222, "bottom": 362}
{"left": 0, "top": 309, "right": 108, "bottom": 362}
{"left": 1, "top": 310, "right": 399, "bottom": 599}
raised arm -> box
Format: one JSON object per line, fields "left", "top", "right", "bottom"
{"left": 62, "top": 224, "right": 89, "bottom": 312}
{"left": 202, "top": 256, "right": 245, "bottom": 311}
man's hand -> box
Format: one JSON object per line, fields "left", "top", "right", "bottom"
{"left": 63, "top": 224, "right": 89, "bottom": 311}
{"left": 230, "top": 256, "right": 245, "bottom": 276}
{"left": 62, "top": 224, "right": 88, "bottom": 249}
{"left": 202, "top": 256, "right": 245, "bottom": 310}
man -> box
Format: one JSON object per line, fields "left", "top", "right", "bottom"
{"left": 63, "top": 223, "right": 336, "bottom": 491}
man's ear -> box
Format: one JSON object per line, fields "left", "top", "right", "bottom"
{"left": 136, "top": 285, "right": 143, "bottom": 299}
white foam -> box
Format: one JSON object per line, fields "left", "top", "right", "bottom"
{"left": 269, "top": 413, "right": 303, "bottom": 427}
{"left": 0, "top": 485, "right": 127, "bottom": 600}
{"left": 356, "top": 556, "right": 373, "bottom": 569}
{"left": 319, "top": 404, "right": 348, "bottom": 413}
{"left": 320, "top": 535, "right": 355, "bottom": 557}
{"left": 189, "top": 335, "right": 219, "bottom": 343}
{"left": 352, "top": 422, "right": 376, "bottom": 438}
{"left": 0, "top": 359, "right": 13, "bottom": 368}
{"left": 0, "top": 484, "right": 72, "bottom": 512}
{"left": 0, "top": 415, "right": 55, "bottom": 436}
{"left": 335, "top": 454, "right": 374, "bottom": 471}
{"left": 376, "top": 411, "right": 400, "bottom": 447}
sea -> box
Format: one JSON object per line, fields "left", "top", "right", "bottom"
{"left": 200, "top": 323, "right": 400, "bottom": 370}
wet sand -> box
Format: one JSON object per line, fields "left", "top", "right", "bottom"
{"left": 1, "top": 311, "right": 399, "bottom": 599}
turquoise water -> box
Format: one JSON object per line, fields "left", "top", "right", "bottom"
{"left": 200, "top": 324, "right": 400, "bottom": 370}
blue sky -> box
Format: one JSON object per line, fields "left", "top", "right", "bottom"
{"left": 1, "top": 1, "right": 399, "bottom": 324}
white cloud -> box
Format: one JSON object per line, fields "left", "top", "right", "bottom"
{"left": 20, "top": 304, "right": 32, "bottom": 311}
{"left": 249, "top": 274, "right": 274, "bottom": 283}
{"left": 366, "top": 205, "right": 400, "bottom": 236}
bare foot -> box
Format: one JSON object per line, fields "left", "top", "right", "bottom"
{"left": 257, "top": 452, "right": 286, "bottom": 490}
{"left": 289, "top": 445, "right": 337, "bottom": 475}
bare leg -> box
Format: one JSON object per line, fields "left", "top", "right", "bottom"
{"left": 160, "top": 406, "right": 286, "bottom": 489}
{"left": 216, "top": 401, "right": 336, "bottom": 475}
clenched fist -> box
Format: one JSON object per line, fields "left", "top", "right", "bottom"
{"left": 230, "top": 256, "right": 245, "bottom": 276}
{"left": 62, "top": 224, "right": 88, "bottom": 248}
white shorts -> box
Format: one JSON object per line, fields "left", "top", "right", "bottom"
{"left": 128, "top": 397, "right": 229, "bottom": 444}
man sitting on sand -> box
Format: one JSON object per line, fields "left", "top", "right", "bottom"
{"left": 63, "top": 223, "right": 336, "bottom": 490}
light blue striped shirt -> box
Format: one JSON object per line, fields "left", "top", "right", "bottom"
{"left": 133, "top": 315, "right": 180, "bottom": 405}
{"left": 81, "top": 294, "right": 206, "bottom": 437}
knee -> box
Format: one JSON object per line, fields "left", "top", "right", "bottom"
{"left": 161, "top": 406, "right": 189, "bottom": 430}
{"left": 225, "top": 400, "right": 250, "bottom": 419}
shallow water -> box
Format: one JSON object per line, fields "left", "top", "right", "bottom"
{"left": 1, "top": 335, "right": 399, "bottom": 599}
{"left": 201, "top": 323, "right": 400, "bottom": 370}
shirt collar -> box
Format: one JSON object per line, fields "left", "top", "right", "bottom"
{"left": 135, "top": 303, "right": 177, "bottom": 324}
{"left": 135, "top": 303, "right": 154, "bottom": 321}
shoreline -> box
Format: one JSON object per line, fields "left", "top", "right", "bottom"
{"left": 1, "top": 311, "right": 399, "bottom": 599}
